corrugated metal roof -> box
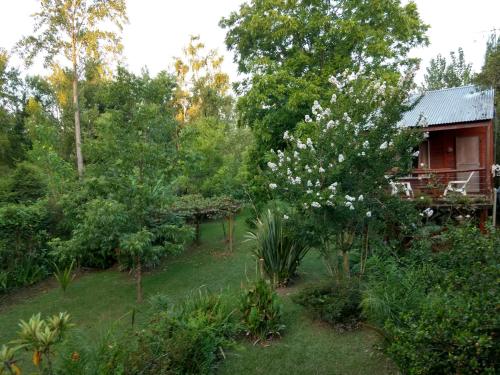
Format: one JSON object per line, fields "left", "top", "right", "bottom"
{"left": 399, "top": 85, "right": 495, "bottom": 127}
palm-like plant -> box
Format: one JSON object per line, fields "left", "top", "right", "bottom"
{"left": 53, "top": 260, "right": 76, "bottom": 293}
{"left": 246, "top": 210, "right": 309, "bottom": 286}
{"left": 0, "top": 345, "right": 21, "bottom": 375}
{"left": 12, "top": 312, "right": 73, "bottom": 374}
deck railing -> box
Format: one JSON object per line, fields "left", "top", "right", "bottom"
{"left": 397, "top": 167, "right": 490, "bottom": 198}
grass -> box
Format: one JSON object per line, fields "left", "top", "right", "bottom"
{"left": 0, "top": 212, "right": 396, "bottom": 374}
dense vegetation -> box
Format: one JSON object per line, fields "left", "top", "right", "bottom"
{"left": 0, "top": 0, "right": 498, "bottom": 374}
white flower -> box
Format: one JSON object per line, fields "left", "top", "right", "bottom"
{"left": 366, "top": 211, "right": 372, "bottom": 218}
{"left": 345, "top": 195, "right": 356, "bottom": 202}
{"left": 307, "top": 180, "right": 313, "bottom": 187}
{"left": 311, "top": 201, "right": 321, "bottom": 208}
{"left": 315, "top": 180, "right": 321, "bottom": 187}
{"left": 330, "top": 94, "right": 337, "bottom": 103}
{"left": 283, "top": 130, "right": 290, "bottom": 140}
{"left": 319, "top": 167, "right": 325, "bottom": 173}
{"left": 379, "top": 141, "right": 388, "bottom": 150}
{"left": 363, "top": 140, "right": 369, "bottom": 148}
{"left": 421, "top": 208, "right": 434, "bottom": 218}
{"left": 328, "top": 182, "right": 338, "bottom": 192}
{"left": 267, "top": 162, "right": 278, "bottom": 172}
{"left": 297, "top": 140, "right": 307, "bottom": 149}
{"left": 306, "top": 189, "right": 313, "bottom": 194}
{"left": 412, "top": 150, "right": 419, "bottom": 157}
{"left": 305, "top": 115, "right": 312, "bottom": 123}
{"left": 306, "top": 138, "right": 314, "bottom": 148}
{"left": 338, "top": 154, "right": 344, "bottom": 163}
{"left": 303, "top": 203, "right": 309, "bottom": 209}
{"left": 269, "top": 183, "right": 277, "bottom": 190}
{"left": 358, "top": 195, "right": 364, "bottom": 202}
{"left": 283, "top": 214, "right": 289, "bottom": 220}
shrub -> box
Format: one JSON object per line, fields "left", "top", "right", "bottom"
{"left": 119, "top": 290, "right": 239, "bottom": 374}
{"left": 362, "top": 225, "right": 500, "bottom": 375}
{"left": 239, "top": 278, "right": 284, "bottom": 340}
{"left": 293, "top": 280, "right": 362, "bottom": 329}
{"left": 0, "top": 201, "right": 50, "bottom": 291}
{"left": 246, "top": 209, "right": 309, "bottom": 286}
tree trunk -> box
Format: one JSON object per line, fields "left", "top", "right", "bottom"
{"left": 72, "top": 51, "right": 84, "bottom": 178}
{"left": 342, "top": 251, "right": 350, "bottom": 279}
{"left": 228, "top": 214, "right": 233, "bottom": 252}
{"left": 195, "top": 218, "right": 201, "bottom": 245}
{"left": 136, "top": 257, "right": 143, "bottom": 303}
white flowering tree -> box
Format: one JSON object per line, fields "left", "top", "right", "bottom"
{"left": 266, "top": 69, "right": 421, "bottom": 280}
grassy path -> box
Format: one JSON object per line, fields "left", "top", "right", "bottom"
{"left": 0, "top": 213, "right": 396, "bottom": 374}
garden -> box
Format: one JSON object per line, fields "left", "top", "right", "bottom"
{"left": 1, "top": 0, "right": 499, "bottom": 374}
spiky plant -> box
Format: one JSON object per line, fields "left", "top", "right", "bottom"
{"left": 246, "top": 210, "right": 309, "bottom": 286}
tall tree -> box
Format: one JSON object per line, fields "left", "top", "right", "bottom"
{"left": 476, "top": 33, "right": 500, "bottom": 105}
{"left": 17, "top": 0, "right": 127, "bottom": 178}
{"left": 0, "top": 49, "right": 28, "bottom": 170}
{"left": 423, "top": 47, "right": 474, "bottom": 90}
{"left": 220, "top": 0, "right": 428, "bottom": 196}
{"left": 173, "top": 35, "right": 232, "bottom": 125}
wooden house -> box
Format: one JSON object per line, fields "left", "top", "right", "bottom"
{"left": 397, "top": 85, "right": 496, "bottom": 204}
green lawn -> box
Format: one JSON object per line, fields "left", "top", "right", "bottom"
{"left": 0, "top": 213, "right": 396, "bottom": 374}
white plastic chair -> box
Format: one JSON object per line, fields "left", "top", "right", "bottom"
{"left": 391, "top": 181, "right": 414, "bottom": 198}
{"left": 443, "top": 171, "right": 475, "bottom": 196}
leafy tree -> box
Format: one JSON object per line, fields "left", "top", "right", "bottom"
{"left": 0, "top": 49, "right": 28, "bottom": 171}
{"left": 17, "top": 0, "right": 128, "bottom": 178}
{"left": 220, "top": 0, "right": 428, "bottom": 197}
{"left": 52, "top": 69, "right": 192, "bottom": 302}
{"left": 476, "top": 33, "right": 500, "bottom": 105}
{"left": 173, "top": 35, "right": 233, "bottom": 125}
{"left": 265, "top": 68, "right": 421, "bottom": 280}
{"left": 177, "top": 116, "right": 251, "bottom": 198}
{"left": 423, "top": 47, "right": 474, "bottom": 90}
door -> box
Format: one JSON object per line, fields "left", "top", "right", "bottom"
{"left": 456, "top": 136, "right": 480, "bottom": 193}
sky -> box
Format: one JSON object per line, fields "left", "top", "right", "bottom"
{"left": 0, "top": 0, "right": 499, "bottom": 85}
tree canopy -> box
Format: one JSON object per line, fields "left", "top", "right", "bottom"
{"left": 423, "top": 47, "right": 474, "bottom": 90}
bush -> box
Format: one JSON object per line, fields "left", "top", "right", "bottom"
{"left": 120, "top": 290, "right": 238, "bottom": 374}
{"left": 0, "top": 201, "right": 50, "bottom": 291}
{"left": 246, "top": 209, "right": 309, "bottom": 286}
{"left": 239, "top": 278, "right": 284, "bottom": 340}
{"left": 293, "top": 280, "right": 362, "bottom": 329}
{"left": 362, "top": 225, "right": 500, "bottom": 375}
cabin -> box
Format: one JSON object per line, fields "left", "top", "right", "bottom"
{"left": 396, "top": 85, "right": 496, "bottom": 204}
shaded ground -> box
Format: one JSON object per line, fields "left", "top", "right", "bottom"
{"left": 0, "top": 213, "right": 396, "bottom": 374}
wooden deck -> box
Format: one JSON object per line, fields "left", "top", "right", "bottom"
{"left": 396, "top": 167, "right": 494, "bottom": 206}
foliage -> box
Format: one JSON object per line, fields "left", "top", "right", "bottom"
{"left": 17, "top": 0, "right": 128, "bottom": 176}
{"left": 49, "top": 68, "right": 192, "bottom": 301}
{"left": 177, "top": 117, "right": 251, "bottom": 198}
{"left": 173, "top": 35, "right": 233, "bottom": 123}
{"left": 246, "top": 209, "right": 309, "bottom": 286}
{"left": 4, "top": 162, "right": 47, "bottom": 203}
{"left": 0, "top": 201, "right": 50, "bottom": 291}
{"left": 239, "top": 278, "right": 284, "bottom": 340}
{"left": 423, "top": 47, "right": 474, "bottom": 90}
{"left": 221, "top": 0, "right": 428, "bottom": 197}
{"left": 293, "top": 280, "right": 362, "bottom": 329}
{"left": 361, "top": 225, "right": 500, "bottom": 374}
{"left": 264, "top": 68, "right": 422, "bottom": 277}
{"left": 53, "top": 260, "right": 75, "bottom": 293}
{"left": 10, "top": 312, "right": 73, "bottom": 374}
{"left": 100, "top": 290, "right": 239, "bottom": 374}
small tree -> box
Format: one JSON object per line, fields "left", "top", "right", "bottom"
{"left": 17, "top": 0, "right": 128, "bottom": 177}
{"left": 266, "top": 68, "right": 421, "bottom": 280}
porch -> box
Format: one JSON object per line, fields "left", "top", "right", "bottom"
{"left": 396, "top": 167, "right": 493, "bottom": 204}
